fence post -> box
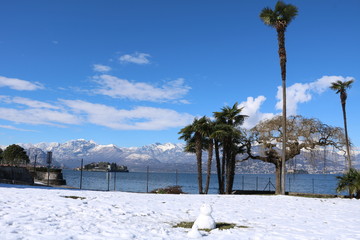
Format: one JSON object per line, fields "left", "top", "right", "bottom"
{"left": 146, "top": 166, "right": 149, "bottom": 193}
{"left": 242, "top": 175, "right": 245, "bottom": 190}
{"left": 175, "top": 169, "right": 178, "bottom": 186}
{"left": 256, "top": 177, "right": 258, "bottom": 191}
{"left": 80, "top": 158, "right": 83, "bottom": 189}
{"left": 312, "top": 178, "right": 315, "bottom": 193}
{"left": 33, "top": 154, "right": 37, "bottom": 173}
{"left": 107, "top": 172, "right": 110, "bottom": 191}
{"left": 288, "top": 177, "right": 291, "bottom": 192}
{"left": 114, "top": 171, "right": 117, "bottom": 191}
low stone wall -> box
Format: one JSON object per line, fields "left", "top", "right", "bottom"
{"left": 31, "top": 168, "right": 66, "bottom": 185}
{"left": 0, "top": 166, "right": 34, "bottom": 185}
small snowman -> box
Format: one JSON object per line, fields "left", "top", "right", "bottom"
{"left": 187, "top": 224, "right": 202, "bottom": 238}
{"left": 193, "top": 204, "right": 216, "bottom": 230}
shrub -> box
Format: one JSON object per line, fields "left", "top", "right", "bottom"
{"left": 336, "top": 168, "right": 360, "bottom": 199}
{"left": 151, "top": 185, "right": 185, "bottom": 194}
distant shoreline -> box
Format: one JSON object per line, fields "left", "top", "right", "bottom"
{"left": 74, "top": 169, "right": 129, "bottom": 173}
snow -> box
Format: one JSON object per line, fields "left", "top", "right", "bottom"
{"left": 1, "top": 184, "right": 359, "bottom": 240}
{"left": 156, "top": 143, "right": 176, "bottom": 152}
{"left": 187, "top": 225, "right": 203, "bottom": 238}
{"left": 127, "top": 153, "right": 152, "bottom": 160}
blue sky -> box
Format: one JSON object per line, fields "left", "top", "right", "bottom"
{"left": 0, "top": 0, "right": 359, "bottom": 149}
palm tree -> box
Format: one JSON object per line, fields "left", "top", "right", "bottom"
{"left": 210, "top": 122, "right": 231, "bottom": 194}
{"left": 336, "top": 168, "right": 360, "bottom": 198}
{"left": 214, "top": 102, "right": 247, "bottom": 194}
{"left": 178, "top": 116, "right": 210, "bottom": 194}
{"left": 330, "top": 79, "right": 354, "bottom": 170}
{"left": 203, "top": 121, "right": 215, "bottom": 194}
{"left": 260, "top": 1, "right": 298, "bottom": 195}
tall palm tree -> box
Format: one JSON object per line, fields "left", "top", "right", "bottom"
{"left": 260, "top": 1, "right": 298, "bottom": 195}
{"left": 178, "top": 116, "right": 209, "bottom": 194}
{"left": 330, "top": 79, "right": 354, "bottom": 169}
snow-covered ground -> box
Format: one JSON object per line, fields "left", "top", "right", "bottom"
{"left": 0, "top": 184, "right": 359, "bottom": 240}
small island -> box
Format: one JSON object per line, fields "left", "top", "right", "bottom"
{"left": 76, "top": 162, "right": 129, "bottom": 172}
{"left": 287, "top": 169, "right": 309, "bottom": 174}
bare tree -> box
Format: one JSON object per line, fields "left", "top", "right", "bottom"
{"left": 243, "top": 115, "right": 346, "bottom": 194}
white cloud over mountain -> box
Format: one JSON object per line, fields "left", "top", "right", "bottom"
{"left": 0, "top": 125, "right": 35, "bottom": 132}
{"left": 61, "top": 99, "right": 194, "bottom": 130}
{"left": 93, "top": 64, "right": 111, "bottom": 73}
{"left": 0, "top": 96, "right": 60, "bottom": 109}
{"left": 239, "top": 96, "right": 275, "bottom": 129}
{"left": 119, "top": 52, "right": 151, "bottom": 64}
{"left": 0, "top": 76, "right": 44, "bottom": 91}
{"left": 92, "top": 74, "right": 190, "bottom": 103}
{"left": 240, "top": 75, "right": 355, "bottom": 129}
{"left": 276, "top": 75, "right": 354, "bottom": 115}
{"left": 0, "top": 74, "right": 352, "bottom": 135}
{"left": 0, "top": 107, "right": 80, "bottom": 126}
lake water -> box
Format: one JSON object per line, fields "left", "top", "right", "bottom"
{"left": 62, "top": 170, "right": 343, "bottom": 195}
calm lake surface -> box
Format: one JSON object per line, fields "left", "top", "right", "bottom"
{"left": 62, "top": 170, "right": 343, "bottom": 195}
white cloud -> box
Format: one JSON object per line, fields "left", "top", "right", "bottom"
{"left": 93, "top": 64, "right": 111, "bottom": 73}
{"left": 0, "top": 107, "right": 81, "bottom": 126}
{"left": 239, "top": 96, "right": 275, "bottom": 129}
{"left": 0, "top": 96, "right": 60, "bottom": 109}
{"left": 0, "top": 125, "right": 36, "bottom": 132}
{"left": 60, "top": 99, "right": 194, "bottom": 130}
{"left": 276, "top": 75, "right": 354, "bottom": 115}
{"left": 0, "top": 76, "right": 44, "bottom": 91}
{"left": 93, "top": 75, "right": 190, "bottom": 102}
{"left": 119, "top": 52, "right": 151, "bottom": 64}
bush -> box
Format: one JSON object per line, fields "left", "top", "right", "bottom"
{"left": 336, "top": 168, "right": 360, "bottom": 199}
{"left": 151, "top": 185, "right": 185, "bottom": 194}
{"left": 2, "top": 144, "right": 29, "bottom": 166}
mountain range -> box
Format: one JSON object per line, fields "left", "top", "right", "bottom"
{"left": 3, "top": 139, "right": 359, "bottom": 173}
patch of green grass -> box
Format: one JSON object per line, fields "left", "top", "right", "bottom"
{"left": 61, "top": 195, "right": 86, "bottom": 200}
{"left": 173, "top": 221, "right": 246, "bottom": 232}
{"left": 288, "top": 192, "right": 339, "bottom": 198}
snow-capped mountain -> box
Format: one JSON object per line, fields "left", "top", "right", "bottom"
{"left": 2, "top": 139, "right": 357, "bottom": 173}
{"left": 17, "top": 139, "right": 195, "bottom": 171}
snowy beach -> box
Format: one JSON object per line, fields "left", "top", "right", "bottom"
{"left": 0, "top": 184, "right": 359, "bottom": 240}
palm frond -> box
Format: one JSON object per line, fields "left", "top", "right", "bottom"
{"left": 259, "top": 7, "right": 276, "bottom": 26}
{"left": 260, "top": 1, "right": 298, "bottom": 27}
{"left": 336, "top": 168, "right": 360, "bottom": 197}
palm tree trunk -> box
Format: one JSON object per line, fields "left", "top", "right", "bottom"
{"left": 342, "top": 102, "right": 352, "bottom": 170}
{"left": 204, "top": 140, "right": 213, "bottom": 194}
{"left": 277, "top": 26, "right": 287, "bottom": 195}
{"left": 226, "top": 154, "right": 236, "bottom": 194}
{"left": 214, "top": 140, "right": 223, "bottom": 194}
{"left": 221, "top": 143, "right": 226, "bottom": 193}
{"left": 195, "top": 133, "right": 203, "bottom": 194}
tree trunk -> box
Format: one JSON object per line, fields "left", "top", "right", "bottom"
{"left": 341, "top": 102, "right": 352, "bottom": 170}
{"left": 225, "top": 154, "right": 236, "bottom": 194}
{"left": 275, "top": 162, "right": 282, "bottom": 195}
{"left": 204, "top": 140, "right": 213, "bottom": 194}
{"left": 195, "top": 133, "right": 203, "bottom": 194}
{"left": 221, "top": 143, "right": 226, "bottom": 194}
{"left": 214, "top": 140, "right": 223, "bottom": 194}
{"left": 277, "top": 26, "right": 287, "bottom": 195}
